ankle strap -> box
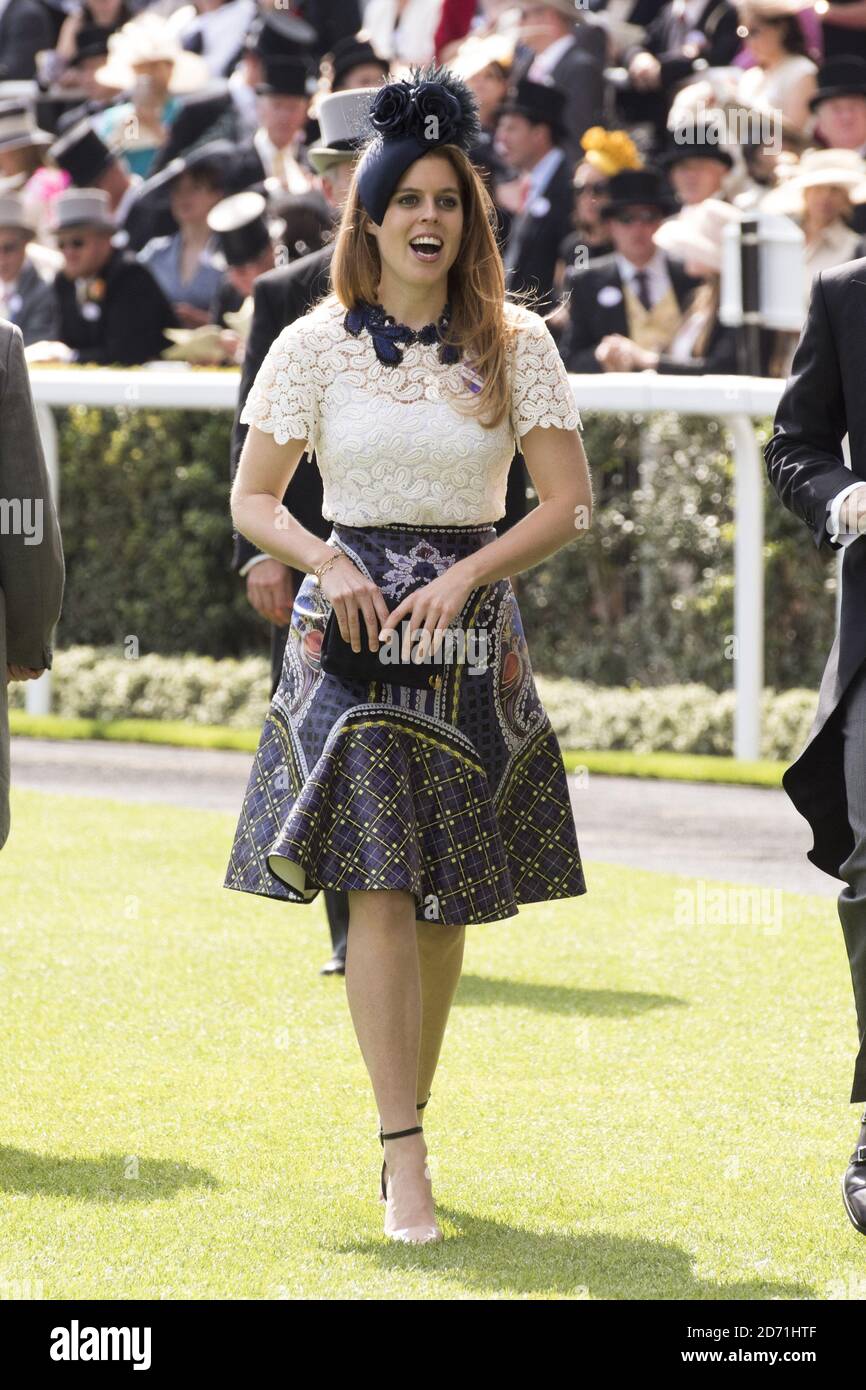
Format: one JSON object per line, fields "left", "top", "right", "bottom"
{"left": 379, "top": 1124, "right": 423, "bottom": 1144}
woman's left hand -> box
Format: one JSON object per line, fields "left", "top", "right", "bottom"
{"left": 378, "top": 566, "right": 477, "bottom": 663}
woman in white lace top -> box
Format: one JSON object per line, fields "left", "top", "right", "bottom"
{"left": 224, "top": 63, "right": 593, "bottom": 1246}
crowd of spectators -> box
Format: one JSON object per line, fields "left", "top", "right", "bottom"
{"left": 3, "top": 0, "right": 866, "bottom": 376}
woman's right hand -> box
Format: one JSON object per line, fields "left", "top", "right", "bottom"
{"left": 319, "top": 552, "right": 392, "bottom": 652}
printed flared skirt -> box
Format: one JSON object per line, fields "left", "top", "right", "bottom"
{"left": 223, "top": 521, "right": 587, "bottom": 926}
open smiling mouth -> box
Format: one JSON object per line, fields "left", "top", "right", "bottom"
{"left": 409, "top": 236, "right": 443, "bottom": 262}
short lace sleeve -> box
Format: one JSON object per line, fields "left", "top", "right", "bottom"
{"left": 508, "top": 305, "right": 582, "bottom": 441}
{"left": 239, "top": 320, "right": 318, "bottom": 452}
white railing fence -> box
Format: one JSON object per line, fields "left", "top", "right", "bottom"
{"left": 27, "top": 369, "right": 815, "bottom": 760}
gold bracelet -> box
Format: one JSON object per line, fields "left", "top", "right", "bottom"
{"left": 313, "top": 547, "right": 344, "bottom": 583}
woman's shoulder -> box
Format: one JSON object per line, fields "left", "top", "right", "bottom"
{"left": 501, "top": 299, "right": 559, "bottom": 352}
{"left": 270, "top": 295, "right": 347, "bottom": 355}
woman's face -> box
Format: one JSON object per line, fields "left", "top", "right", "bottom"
{"left": 739, "top": 11, "right": 784, "bottom": 65}
{"left": 170, "top": 170, "right": 222, "bottom": 227}
{"left": 364, "top": 154, "right": 464, "bottom": 290}
{"left": 573, "top": 160, "right": 608, "bottom": 228}
{"left": 467, "top": 63, "right": 508, "bottom": 125}
{"left": 803, "top": 182, "right": 852, "bottom": 225}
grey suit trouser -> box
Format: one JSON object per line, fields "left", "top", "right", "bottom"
{"left": 837, "top": 656, "right": 866, "bottom": 1102}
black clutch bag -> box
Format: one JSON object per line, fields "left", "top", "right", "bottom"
{"left": 319, "top": 608, "right": 446, "bottom": 689}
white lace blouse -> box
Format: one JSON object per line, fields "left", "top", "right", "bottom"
{"left": 239, "top": 294, "right": 583, "bottom": 527}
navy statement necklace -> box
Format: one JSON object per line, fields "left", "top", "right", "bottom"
{"left": 345, "top": 298, "right": 461, "bottom": 367}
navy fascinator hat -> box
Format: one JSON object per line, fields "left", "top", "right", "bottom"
{"left": 356, "top": 62, "right": 483, "bottom": 227}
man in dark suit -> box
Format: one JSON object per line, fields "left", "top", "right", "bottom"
{"left": 0, "top": 0, "right": 54, "bottom": 80}
{"left": 29, "top": 188, "right": 176, "bottom": 366}
{"left": 0, "top": 318, "right": 65, "bottom": 851}
{"left": 510, "top": 1, "right": 608, "bottom": 167}
{"left": 619, "top": 0, "right": 740, "bottom": 150}
{"left": 494, "top": 78, "right": 577, "bottom": 313}
{"left": 560, "top": 166, "right": 699, "bottom": 371}
{"left": 765, "top": 255, "right": 866, "bottom": 1238}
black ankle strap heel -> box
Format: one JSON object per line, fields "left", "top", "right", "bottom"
{"left": 378, "top": 1097, "right": 429, "bottom": 1202}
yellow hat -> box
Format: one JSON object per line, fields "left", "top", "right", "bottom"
{"left": 579, "top": 127, "right": 643, "bottom": 179}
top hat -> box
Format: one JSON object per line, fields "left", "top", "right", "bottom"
{"left": 207, "top": 190, "right": 274, "bottom": 265}
{"left": 71, "top": 24, "right": 111, "bottom": 65}
{"left": 355, "top": 62, "right": 482, "bottom": 227}
{"left": 653, "top": 197, "right": 743, "bottom": 272}
{"left": 255, "top": 54, "right": 318, "bottom": 98}
{"left": 495, "top": 76, "right": 568, "bottom": 145}
{"left": 0, "top": 191, "right": 36, "bottom": 235}
{"left": 48, "top": 119, "right": 115, "bottom": 185}
{"left": 0, "top": 102, "right": 53, "bottom": 154}
{"left": 246, "top": 10, "right": 317, "bottom": 58}
{"left": 50, "top": 186, "right": 115, "bottom": 233}
{"left": 327, "top": 34, "right": 390, "bottom": 91}
{"left": 307, "top": 86, "right": 377, "bottom": 173}
{"left": 810, "top": 57, "right": 866, "bottom": 111}
{"left": 657, "top": 123, "right": 735, "bottom": 169}
{"left": 598, "top": 167, "right": 680, "bottom": 217}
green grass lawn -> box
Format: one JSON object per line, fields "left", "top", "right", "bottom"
{"left": 1, "top": 787, "right": 862, "bottom": 1300}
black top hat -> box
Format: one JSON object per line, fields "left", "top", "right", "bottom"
{"left": 207, "top": 190, "right": 272, "bottom": 265}
{"left": 657, "top": 124, "right": 734, "bottom": 169}
{"left": 328, "top": 34, "right": 389, "bottom": 91}
{"left": 809, "top": 56, "right": 866, "bottom": 111}
{"left": 356, "top": 61, "right": 482, "bottom": 226}
{"left": 495, "top": 76, "right": 568, "bottom": 146}
{"left": 71, "top": 24, "right": 111, "bottom": 65}
{"left": 255, "top": 54, "right": 317, "bottom": 97}
{"left": 598, "top": 167, "right": 679, "bottom": 218}
{"left": 49, "top": 118, "right": 115, "bottom": 185}
{"left": 246, "top": 10, "right": 317, "bottom": 58}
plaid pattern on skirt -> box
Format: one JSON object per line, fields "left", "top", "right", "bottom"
{"left": 223, "top": 521, "right": 587, "bottom": 926}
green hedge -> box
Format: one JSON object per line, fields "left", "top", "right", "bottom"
{"left": 51, "top": 404, "right": 836, "bottom": 689}
{"left": 9, "top": 645, "right": 820, "bottom": 760}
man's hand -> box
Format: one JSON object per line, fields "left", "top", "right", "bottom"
{"left": 24, "top": 341, "right": 74, "bottom": 364}
{"left": 839, "top": 484, "right": 866, "bottom": 534}
{"left": 7, "top": 665, "right": 45, "bottom": 682}
{"left": 628, "top": 52, "right": 661, "bottom": 90}
{"left": 246, "top": 558, "right": 295, "bottom": 626}
{"left": 595, "top": 334, "right": 655, "bottom": 371}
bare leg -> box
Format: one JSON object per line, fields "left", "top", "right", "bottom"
{"left": 415, "top": 919, "right": 466, "bottom": 1108}
{"left": 344, "top": 887, "right": 437, "bottom": 1234}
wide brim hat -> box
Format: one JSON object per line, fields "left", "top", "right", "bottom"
{"left": 50, "top": 186, "right": 115, "bottom": 232}
{"left": 355, "top": 61, "right": 483, "bottom": 227}
{"left": 809, "top": 56, "right": 866, "bottom": 111}
{"left": 95, "top": 9, "right": 212, "bottom": 95}
{"left": 653, "top": 197, "right": 743, "bottom": 271}
{"left": 446, "top": 33, "right": 516, "bottom": 83}
{"left": 307, "top": 86, "right": 377, "bottom": 173}
{"left": 135, "top": 139, "right": 242, "bottom": 200}
{"left": 759, "top": 147, "right": 866, "bottom": 211}
{"left": 495, "top": 76, "right": 568, "bottom": 146}
{"left": 599, "top": 166, "right": 680, "bottom": 217}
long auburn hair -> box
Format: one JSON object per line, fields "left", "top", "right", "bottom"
{"left": 317, "top": 143, "right": 539, "bottom": 432}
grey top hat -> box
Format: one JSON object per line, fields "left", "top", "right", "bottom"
{"left": 307, "top": 87, "right": 378, "bottom": 174}
{"left": 0, "top": 191, "right": 35, "bottom": 234}
{"left": 50, "top": 187, "right": 115, "bottom": 233}
{"left": 0, "top": 102, "right": 53, "bottom": 153}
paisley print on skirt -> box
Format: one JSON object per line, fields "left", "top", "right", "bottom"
{"left": 223, "top": 521, "right": 587, "bottom": 926}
